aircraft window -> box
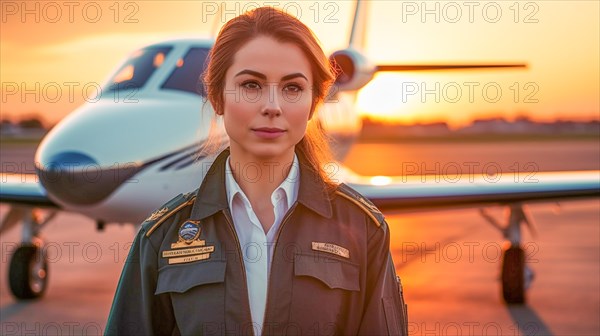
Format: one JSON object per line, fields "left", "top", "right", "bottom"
{"left": 161, "top": 47, "right": 210, "bottom": 96}
{"left": 105, "top": 46, "right": 173, "bottom": 92}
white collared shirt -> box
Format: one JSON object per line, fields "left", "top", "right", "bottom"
{"left": 224, "top": 155, "right": 300, "bottom": 333}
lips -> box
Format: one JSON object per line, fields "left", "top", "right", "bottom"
{"left": 252, "top": 127, "right": 286, "bottom": 139}
{"left": 253, "top": 127, "right": 285, "bottom": 132}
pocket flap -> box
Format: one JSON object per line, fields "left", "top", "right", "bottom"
{"left": 156, "top": 261, "right": 226, "bottom": 294}
{"left": 294, "top": 253, "right": 360, "bottom": 291}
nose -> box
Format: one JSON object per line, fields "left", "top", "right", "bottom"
{"left": 37, "top": 151, "right": 142, "bottom": 205}
{"left": 261, "top": 85, "right": 282, "bottom": 118}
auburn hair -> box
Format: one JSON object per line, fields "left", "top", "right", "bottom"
{"left": 203, "top": 6, "right": 338, "bottom": 189}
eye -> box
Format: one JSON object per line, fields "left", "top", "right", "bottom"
{"left": 241, "top": 80, "right": 261, "bottom": 90}
{"left": 283, "top": 83, "right": 303, "bottom": 93}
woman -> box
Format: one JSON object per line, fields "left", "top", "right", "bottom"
{"left": 106, "top": 7, "right": 407, "bottom": 336}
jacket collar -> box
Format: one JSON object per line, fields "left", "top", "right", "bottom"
{"left": 189, "top": 148, "right": 333, "bottom": 221}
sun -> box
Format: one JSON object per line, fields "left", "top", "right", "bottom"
{"left": 356, "top": 73, "right": 426, "bottom": 124}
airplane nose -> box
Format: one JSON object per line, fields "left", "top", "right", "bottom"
{"left": 37, "top": 151, "right": 141, "bottom": 205}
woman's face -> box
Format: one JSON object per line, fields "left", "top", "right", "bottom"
{"left": 222, "top": 35, "right": 314, "bottom": 162}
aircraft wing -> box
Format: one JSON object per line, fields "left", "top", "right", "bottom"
{"left": 2, "top": 170, "right": 598, "bottom": 212}
{"left": 0, "top": 173, "right": 58, "bottom": 208}
{"left": 342, "top": 169, "right": 600, "bottom": 212}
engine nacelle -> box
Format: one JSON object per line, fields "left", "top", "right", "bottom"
{"left": 329, "top": 48, "right": 376, "bottom": 92}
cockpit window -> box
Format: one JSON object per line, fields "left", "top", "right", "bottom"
{"left": 104, "top": 46, "right": 173, "bottom": 92}
{"left": 161, "top": 47, "right": 210, "bottom": 96}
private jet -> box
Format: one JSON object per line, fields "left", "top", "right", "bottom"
{"left": 1, "top": 1, "right": 598, "bottom": 306}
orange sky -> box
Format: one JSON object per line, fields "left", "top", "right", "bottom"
{"left": 1, "top": 1, "right": 598, "bottom": 128}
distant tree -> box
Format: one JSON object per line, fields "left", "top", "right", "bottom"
{"left": 515, "top": 114, "right": 532, "bottom": 122}
{"left": 18, "top": 118, "right": 44, "bottom": 129}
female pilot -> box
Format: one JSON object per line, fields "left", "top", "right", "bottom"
{"left": 105, "top": 6, "right": 407, "bottom": 336}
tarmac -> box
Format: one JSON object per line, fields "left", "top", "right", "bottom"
{"left": 1, "top": 142, "right": 599, "bottom": 335}
{"left": 1, "top": 200, "right": 598, "bottom": 335}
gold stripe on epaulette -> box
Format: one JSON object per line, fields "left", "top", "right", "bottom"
{"left": 335, "top": 190, "right": 381, "bottom": 227}
{"left": 145, "top": 207, "right": 169, "bottom": 222}
{"left": 145, "top": 197, "right": 197, "bottom": 237}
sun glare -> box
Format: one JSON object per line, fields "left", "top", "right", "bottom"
{"left": 370, "top": 176, "right": 392, "bottom": 186}
{"left": 112, "top": 65, "right": 134, "bottom": 84}
{"left": 356, "top": 73, "right": 426, "bottom": 124}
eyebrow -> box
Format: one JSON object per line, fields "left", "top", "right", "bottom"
{"left": 234, "top": 69, "right": 308, "bottom": 82}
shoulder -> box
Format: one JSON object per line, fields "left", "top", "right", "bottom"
{"left": 141, "top": 190, "right": 198, "bottom": 237}
{"left": 334, "top": 183, "right": 385, "bottom": 228}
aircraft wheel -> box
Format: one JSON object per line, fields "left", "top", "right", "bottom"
{"left": 501, "top": 245, "right": 525, "bottom": 304}
{"left": 8, "top": 244, "right": 48, "bottom": 299}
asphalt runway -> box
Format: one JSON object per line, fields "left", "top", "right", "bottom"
{"left": 1, "top": 201, "right": 598, "bottom": 335}
{"left": 1, "top": 141, "right": 599, "bottom": 335}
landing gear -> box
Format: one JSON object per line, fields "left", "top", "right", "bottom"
{"left": 480, "top": 203, "right": 536, "bottom": 305}
{"left": 8, "top": 243, "right": 48, "bottom": 299}
{"left": 1, "top": 207, "right": 56, "bottom": 300}
{"left": 501, "top": 245, "right": 525, "bottom": 304}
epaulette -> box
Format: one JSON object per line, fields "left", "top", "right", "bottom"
{"left": 335, "top": 183, "right": 384, "bottom": 227}
{"left": 143, "top": 190, "right": 198, "bottom": 237}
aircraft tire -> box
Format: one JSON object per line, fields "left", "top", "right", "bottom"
{"left": 8, "top": 244, "right": 48, "bottom": 300}
{"left": 501, "top": 245, "right": 525, "bottom": 304}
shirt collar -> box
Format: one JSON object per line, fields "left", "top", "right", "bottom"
{"left": 190, "top": 148, "right": 332, "bottom": 220}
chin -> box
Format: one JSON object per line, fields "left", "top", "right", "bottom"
{"left": 244, "top": 143, "right": 295, "bottom": 161}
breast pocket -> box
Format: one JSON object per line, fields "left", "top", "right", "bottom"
{"left": 156, "top": 260, "right": 226, "bottom": 334}
{"left": 290, "top": 253, "right": 360, "bottom": 333}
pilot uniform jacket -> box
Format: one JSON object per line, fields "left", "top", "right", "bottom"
{"left": 105, "top": 149, "right": 408, "bottom": 336}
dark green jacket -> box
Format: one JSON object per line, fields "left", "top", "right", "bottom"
{"left": 105, "top": 149, "right": 408, "bottom": 335}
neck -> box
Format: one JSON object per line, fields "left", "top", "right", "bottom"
{"left": 228, "top": 148, "right": 295, "bottom": 201}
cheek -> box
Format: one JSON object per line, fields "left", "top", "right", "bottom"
{"left": 222, "top": 99, "right": 250, "bottom": 135}
{"left": 287, "top": 108, "right": 310, "bottom": 140}
{"left": 283, "top": 92, "right": 313, "bottom": 120}
{"left": 223, "top": 88, "right": 248, "bottom": 117}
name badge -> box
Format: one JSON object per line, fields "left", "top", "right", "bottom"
{"left": 162, "top": 220, "right": 214, "bottom": 264}
{"left": 312, "top": 242, "right": 350, "bottom": 259}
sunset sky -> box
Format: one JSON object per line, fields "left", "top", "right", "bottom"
{"left": 1, "top": 1, "right": 598, "bottom": 128}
